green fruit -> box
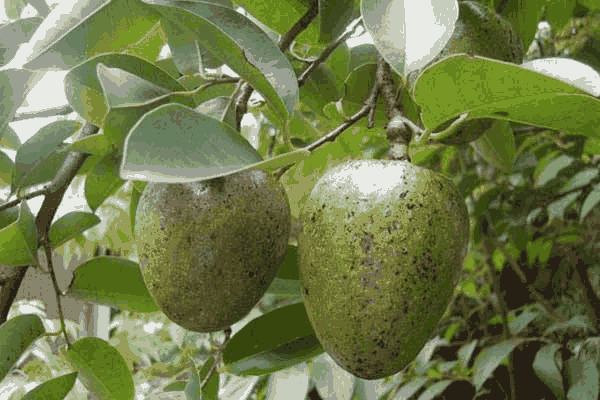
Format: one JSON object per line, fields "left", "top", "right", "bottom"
{"left": 135, "top": 169, "right": 291, "bottom": 333}
{"left": 408, "top": 1, "right": 525, "bottom": 145}
{"left": 299, "top": 160, "right": 469, "bottom": 379}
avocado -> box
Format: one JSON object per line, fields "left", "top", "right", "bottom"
{"left": 299, "top": 160, "right": 469, "bottom": 379}
{"left": 135, "top": 169, "right": 291, "bottom": 332}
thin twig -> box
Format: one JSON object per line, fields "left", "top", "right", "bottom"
{"left": 43, "top": 243, "right": 71, "bottom": 347}
{"left": 275, "top": 80, "right": 379, "bottom": 180}
{"left": 0, "top": 122, "right": 99, "bottom": 325}
{"left": 201, "top": 327, "right": 232, "bottom": 390}
{"left": 297, "top": 18, "right": 364, "bottom": 88}
{"left": 233, "top": 1, "right": 320, "bottom": 130}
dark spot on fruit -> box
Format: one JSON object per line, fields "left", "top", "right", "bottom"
{"left": 407, "top": 203, "right": 415, "bottom": 210}
{"left": 393, "top": 269, "right": 400, "bottom": 276}
{"left": 303, "top": 287, "right": 309, "bottom": 296}
{"left": 398, "top": 191, "right": 408, "bottom": 200}
{"left": 311, "top": 214, "right": 316, "bottom": 223}
{"left": 321, "top": 203, "right": 326, "bottom": 209}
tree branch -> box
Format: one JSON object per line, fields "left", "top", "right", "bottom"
{"left": 0, "top": 122, "right": 99, "bottom": 325}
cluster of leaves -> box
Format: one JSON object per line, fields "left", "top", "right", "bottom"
{"left": 2, "top": 0, "right": 600, "bottom": 399}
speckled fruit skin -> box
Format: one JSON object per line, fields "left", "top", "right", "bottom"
{"left": 135, "top": 169, "right": 291, "bottom": 333}
{"left": 299, "top": 160, "right": 469, "bottom": 380}
{"left": 407, "top": 1, "right": 525, "bottom": 145}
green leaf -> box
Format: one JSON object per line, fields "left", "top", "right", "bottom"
{"left": 68, "top": 133, "right": 113, "bottom": 155}
{"left": 580, "top": 184, "right": 600, "bottom": 221}
{"left": 186, "top": 358, "right": 219, "bottom": 400}
{"left": 418, "top": 380, "right": 452, "bottom": 400}
{"left": 49, "top": 212, "right": 101, "bottom": 248}
{"left": 393, "top": 377, "right": 428, "bottom": 400}
{"left": 533, "top": 343, "right": 564, "bottom": 400}
{"left": 0, "top": 150, "right": 14, "bottom": 187}
{"left": 84, "top": 153, "right": 125, "bottom": 211}
{"left": 317, "top": 0, "right": 359, "bottom": 43}
{"left": 310, "top": 354, "right": 355, "bottom": 399}
{"left": 0, "top": 17, "right": 43, "bottom": 67}
{"left": 23, "top": 0, "right": 163, "bottom": 71}
{"left": 120, "top": 103, "right": 263, "bottom": 182}
{"left": 473, "top": 338, "right": 526, "bottom": 391}
{"left": 300, "top": 65, "right": 342, "bottom": 116}
{"left": 509, "top": 310, "right": 538, "bottom": 335}
{"left": 67, "top": 256, "right": 159, "bottom": 313}
{"left": 567, "top": 357, "right": 599, "bottom": 400}
{"left": 276, "top": 245, "right": 299, "bottom": 280}
{"left": 458, "top": 341, "right": 478, "bottom": 370}
{"left": 67, "top": 337, "right": 134, "bottom": 400}
{"left": 0, "top": 314, "right": 45, "bottom": 383}
{"left": 469, "top": 120, "right": 515, "bottom": 173}
{"left": 222, "top": 302, "right": 323, "bottom": 376}
{"left": 143, "top": 0, "right": 298, "bottom": 125}
{"left": 12, "top": 120, "right": 80, "bottom": 193}
{"left": 0, "top": 201, "right": 39, "bottom": 266}
{"left": 415, "top": 55, "right": 600, "bottom": 136}
{"left": 21, "top": 371, "right": 78, "bottom": 400}
{"left": 66, "top": 53, "right": 187, "bottom": 127}
{"left": 0, "top": 69, "right": 36, "bottom": 146}
{"left": 232, "top": 0, "right": 319, "bottom": 46}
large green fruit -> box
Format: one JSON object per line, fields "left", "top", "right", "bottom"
{"left": 135, "top": 169, "right": 291, "bottom": 333}
{"left": 408, "top": 1, "right": 525, "bottom": 144}
{"left": 299, "top": 160, "right": 469, "bottom": 379}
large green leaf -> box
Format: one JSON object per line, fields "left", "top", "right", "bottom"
{"left": 142, "top": 0, "right": 298, "bottom": 125}
{"left": 22, "top": 0, "right": 164, "bottom": 70}
{"left": 222, "top": 302, "right": 323, "bottom": 376}
{"left": 120, "top": 103, "right": 310, "bottom": 182}
{"left": 414, "top": 55, "right": 600, "bottom": 138}
{"left": 67, "top": 256, "right": 159, "bottom": 313}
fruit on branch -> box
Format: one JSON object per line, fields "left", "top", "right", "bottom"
{"left": 134, "top": 169, "right": 291, "bottom": 333}
{"left": 299, "top": 160, "right": 469, "bottom": 380}
{"left": 408, "top": 1, "right": 525, "bottom": 145}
